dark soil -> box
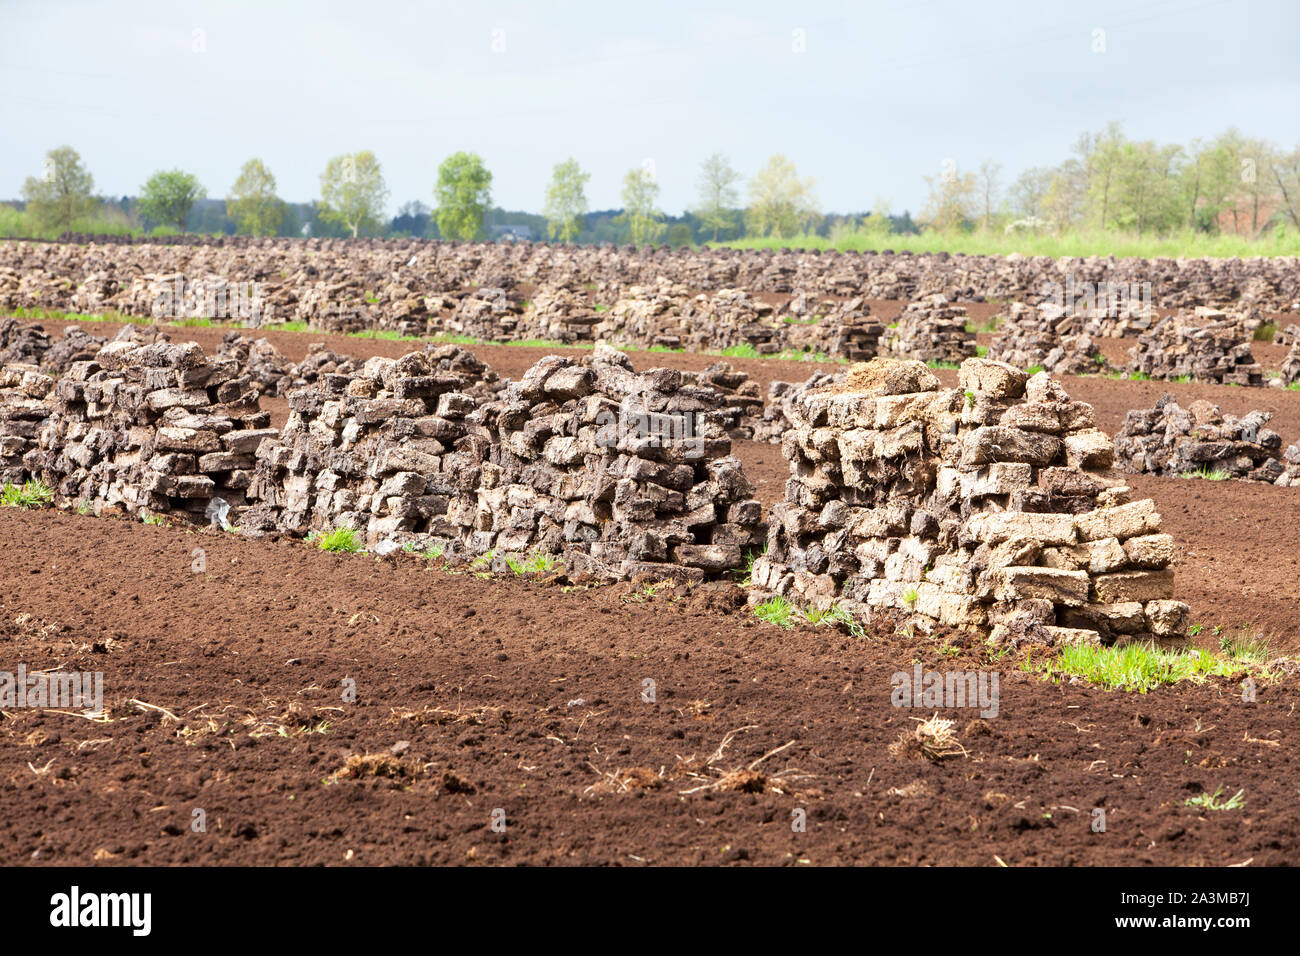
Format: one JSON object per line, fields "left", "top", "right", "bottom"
{"left": 1, "top": 508, "right": 1296, "bottom": 866}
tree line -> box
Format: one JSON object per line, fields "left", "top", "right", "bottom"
{"left": 925, "top": 124, "right": 1300, "bottom": 240}
{"left": 9, "top": 125, "right": 1299, "bottom": 245}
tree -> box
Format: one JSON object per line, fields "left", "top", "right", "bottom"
{"left": 1236, "top": 137, "right": 1277, "bottom": 237}
{"left": 692, "top": 152, "right": 741, "bottom": 241}
{"left": 1193, "top": 130, "right": 1247, "bottom": 233}
{"left": 1108, "top": 141, "right": 1183, "bottom": 236}
{"left": 21, "top": 146, "right": 98, "bottom": 234}
{"left": 615, "top": 167, "right": 666, "bottom": 246}
{"left": 1008, "top": 166, "right": 1053, "bottom": 219}
{"left": 746, "top": 154, "right": 818, "bottom": 239}
{"left": 434, "top": 152, "right": 493, "bottom": 241}
{"left": 975, "top": 160, "right": 1002, "bottom": 231}
{"left": 542, "top": 158, "right": 589, "bottom": 243}
{"left": 138, "top": 169, "right": 206, "bottom": 233}
{"left": 921, "top": 161, "right": 977, "bottom": 233}
{"left": 319, "top": 151, "right": 389, "bottom": 238}
{"left": 862, "top": 198, "right": 893, "bottom": 237}
{"left": 1040, "top": 159, "right": 1088, "bottom": 235}
{"left": 227, "top": 158, "right": 284, "bottom": 236}
{"left": 391, "top": 200, "right": 433, "bottom": 238}
{"left": 1078, "top": 123, "right": 1126, "bottom": 229}
{"left": 1269, "top": 146, "right": 1300, "bottom": 231}
{"left": 668, "top": 223, "right": 694, "bottom": 247}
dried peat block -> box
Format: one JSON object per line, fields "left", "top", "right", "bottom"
{"left": 1115, "top": 393, "right": 1300, "bottom": 485}
{"left": 751, "top": 356, "right": 1190, "bottom": 647}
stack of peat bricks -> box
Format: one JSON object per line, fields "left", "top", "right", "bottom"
{"left": 988, "top": 302, "right": 1107, "bottom": 375}
{"left": 885, "top": 294, "right": 977, "bottom": 364}
{"left": 1124, "top": 309, "right": 1264, "bottom": 385}
{"left": 216, "top": 331, "right": 292, "bottom": 396}
{"left": 457, "top": 344, "right": 767, "bottom": 583}
{"left": 1114, "top": 394, "right": 1298, "bottom": 484}
{"left": 526, "top": 284, "right": 603, "bottom": 344}
{"left": 753, "top": 370, "right": 846, "bottom": 444}
{"left": 0, "top": 363, "right": 55, "bottom": 483}
{"left": 1276, "top": 340, "right": 1300, "bottom": 387}
{"left": 750, "top": 357, "right": 1190, "bottom": 648}
{"left": 1276, "top": 323, "right": 1300, "bottom": 347}
{"left": 241, "top": 344, "right": 494, "bottom": 539}
{"left": 682, "top": 288, "right": 785, "bottom": 354}
{"left": 30, "top": 339, "right": 277, "bottom": 520}
{"left": 241, "top": 342, "right": 765, "bottom": 583}
{"left": 677, "top": 362, "right": 765, "bottom": 440}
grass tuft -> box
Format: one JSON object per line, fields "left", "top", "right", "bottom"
{"left": 1, "top": 479, "right": 54, "bottom": 509}
{"left": 1185, "top": 786, "right": 1245, "bottom": 811}
{"left": 312, "top": 527, "right": 362, "bottom": 553}
{"left": 1028, "top": 641, "right": 1244, "bottom": 693}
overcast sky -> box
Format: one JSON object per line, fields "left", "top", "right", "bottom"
{"left": 3, "top": 0, "right": 1297, "bottom": 217}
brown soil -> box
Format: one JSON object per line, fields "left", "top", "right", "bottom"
{"left": 2, "top": 307, "right": 1297, "bottom": 866}
{"left": 2, "top": 508, "right": 1297, "bottom": 867}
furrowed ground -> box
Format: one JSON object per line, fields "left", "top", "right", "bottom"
{"left": 1, "top": 507, "right": 1297, "bottom": 866}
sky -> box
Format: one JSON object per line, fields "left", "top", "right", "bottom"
{"left": 3, "top": 0, "right": 1298, "bottom": 218}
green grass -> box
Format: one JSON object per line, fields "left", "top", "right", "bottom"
{"left": 312, "top": 527, "right": 362, "bottom": 553}
{"left": 717, "top": 227, "right": 1300, "bottom": 259}
{"left": 0, "top": 206, "right": 145, "bottom": 240}
{"left": 0, "top": 479, "right": 54, "bottom": 509}
{"left": 1185, "top": 786, "right": 1246, "bottom": 811}
{"left": 505, "top": 549, "right": 561, "bottom": 575}
{"left": 403, "top": 541, "right": 446, "bottom": 561}
{"left": 274, "top": 320, "right": 310, "bottom": 332}
{"left": 1105, "top": 370, "right": 1155, "bottom": 382}
{"left": 1253, "top": 322, "right": 1277, "bottom": 342}
{"left": 714, "top": 343, "right": 761, "bottom": 359}
{"left": 1025, "top": 364, "right": 1044, "bottom": 375}
{"left": 510, "top": 338, "right": 574, "bottom": 349}
{"left": 975, "top": 345, "right": 989, "bottom": 357}
{"left": 1218, "top": 625, "right": 1271, "bottom": 667}
{"left": 1179, "top": 465, "right": 1231, "bottom": 481}
{"left": 773, "top": 348, "right": 844, "bottom": 363}
{"left": 140, "top": 513, "right": 168, "bottom": 526}
{"left": 347, "top": 329, "right": 423, "bottom": 342}
{"left": 753, "top": 594, "right": 864, "bottom": 636}
{"left": 1027, "top": 642, "right": 1245, "bottom": 693}
{"left": 754, "top": 595, "right": 801, "bottom": 628}
{"left": 964, "top": 316, "right": 1002, "bottom": 334}
{"left": 737, "top": 544, "right": 767, "bottom": 586}
{"left": 1287, "top": 381, "right": 1300, "bottom": 391}
{"left": 10, "top": 306, "right": 144, "bottom": 325}
{"left": 925, "top": 360, "right": 961, "bottom": 370}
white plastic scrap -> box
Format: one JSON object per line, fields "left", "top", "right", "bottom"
{"left": 205, "top": 497, "right": 230, "bottom": 529}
